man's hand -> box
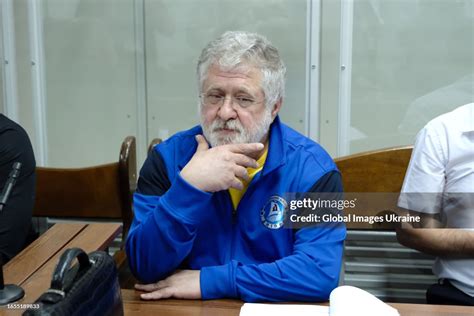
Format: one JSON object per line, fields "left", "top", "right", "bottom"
{"left": 396, "top": 211, "right": 474, "bottom": 257}
{"left": 180, "top": 135, "right": 263, "bottom": 192}
{"left": 135, "top": 270, "right": 201, "bottom": 300}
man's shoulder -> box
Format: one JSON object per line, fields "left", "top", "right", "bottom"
{"left": 143, "top": 125, "right": 202, "bottom": 184}
{"left": 424, "top": 102, "right": 474, "bottom": 134}
{"left": 0, "top": 114, "right": 35, "bottom": 168}
{"left": 280, "top": 123, "right": 337, "bottom": 173}
{"left": 0, "top": 114, "right": 27, "bottom": 137}
{"left": 154, "top": 125, "right": 202, "bottom": 155}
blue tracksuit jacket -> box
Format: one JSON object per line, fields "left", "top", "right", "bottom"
{"left": 126, "top": 116, "right": 346, "bottom": 302}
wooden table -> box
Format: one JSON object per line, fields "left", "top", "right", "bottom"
{"left": 1, "top": 222, "right": 121, "bottom": 315}
{"left": 2, "top": 222, "right": 473, "bottom": 316}
{"left": 122, "top": 289, "right": 474, "bottom": 316}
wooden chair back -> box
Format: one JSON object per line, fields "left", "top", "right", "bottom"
{"left": 147, "top": 138, "right": 162, "bottom": 155}
{"left": 34, "top": 136, "right": 137, "bottom": 242}
{"left": 119, "top": 137, "right": 162, "bottom": 288}
{"left": 334, "top": 146, "right": 413, "bottom": 229}
{"left": 335, "top": 146, "right": 413, "bottom": 192}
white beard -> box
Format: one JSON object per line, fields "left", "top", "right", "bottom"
{"left": 201, "top": 108, "right": 273, "bottom": 147}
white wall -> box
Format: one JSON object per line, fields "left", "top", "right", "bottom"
{"left": 0, "top": 28, "right": 3, "bottom": 114}
{"left": 40, "top": 0, "right": 139, "bottom": 167}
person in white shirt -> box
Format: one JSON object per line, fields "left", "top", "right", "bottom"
{"left": 396, "top": 103, "right": 474, "bottom": 306}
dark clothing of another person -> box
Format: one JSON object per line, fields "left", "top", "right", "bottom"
{"left": 427, "top": 280, "right": 474, "bottom": 306}
{"left": 0, "top": 114, "right": 36, "bottom": 263}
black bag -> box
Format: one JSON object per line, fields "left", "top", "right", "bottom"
{"left": 23, "top": 248, "right": 123, "bottom": 316}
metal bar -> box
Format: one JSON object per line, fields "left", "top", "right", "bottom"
{"left": 0, "top": 2, "right": 5, "bottom": 114}
{"left": 306, "top": 0, "right": 322, "bottom": 141}
{"left": 28, "top": 0, "right": 48, "bottom": 166}
{"left": 1, "top": 0, "right": 19, "bottom": 121}
{"left": 337, "top": 0, "right": 353, "bottom": 156}
{"left": 133, "top": 0, "right": 148, "bottom": 168}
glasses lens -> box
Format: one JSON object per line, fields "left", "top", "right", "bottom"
{"left": 204, "top": 94, "right": 223, "bottom": 105}
{"left": 236, "top": 97, "right": 254, "bottom": 108}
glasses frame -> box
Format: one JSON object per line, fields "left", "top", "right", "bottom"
{"left": 199, "top": 92, "right": 265, "bottom": 109}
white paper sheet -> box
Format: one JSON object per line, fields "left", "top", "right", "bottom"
{"left": 240, "top": 303, "right": 329, "bottom": 316}
{"left": 239, "top": 286, "right": 399, "bottom": 316}
{"left": 329, "top": 286, "right": 399, "bottom": 316}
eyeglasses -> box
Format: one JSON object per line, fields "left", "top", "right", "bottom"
{"left": 200, "top": 93, "right": 264, "bottom": 109}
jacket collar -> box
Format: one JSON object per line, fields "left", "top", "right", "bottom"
{"left": 262, "top": 115, "right": 286, "bottom": 176}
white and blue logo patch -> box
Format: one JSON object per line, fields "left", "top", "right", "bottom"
{"left": 260, "top": 195, "right": 288, "bottom": 229}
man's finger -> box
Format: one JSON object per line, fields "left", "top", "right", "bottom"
{"left": 233, "top": 153, "right": 258, "bottom": 169}
{"left": 230, "top": 178, "right": 244, "bottom": 191}
{"left": 234, "top": 165, "right": 250, "bottom": 182}
{"left": 135, "top": 280, "right": 168, "bottom": 292}
{"left": 135, "top": 283, "right": 160, "bottom": 292}
{"left": 226, "top": 142, "right": 264, "bottom": 155}
{"left": 195, "top": 135, "right": 209, "bottom": 152}
{"left": 140, "top": 287, "right": 174, "bottom": 300}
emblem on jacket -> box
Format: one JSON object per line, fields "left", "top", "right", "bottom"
{"left": 260, "top": 196, "right": 288, "bottom": 229}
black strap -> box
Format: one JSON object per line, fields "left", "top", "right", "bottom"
{"left": 50, "top": 248, "right": 91, "bottom": 292}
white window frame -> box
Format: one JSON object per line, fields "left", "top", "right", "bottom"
{"left": 1, "top": 0, "right": 19, "bottom": 121}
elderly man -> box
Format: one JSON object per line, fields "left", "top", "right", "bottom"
{"left": 126, "top": 31, "right": 345, "bottom": 302}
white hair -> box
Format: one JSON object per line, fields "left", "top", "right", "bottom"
{"left": 197, "top": 31, "right": 286, "bottom": 108}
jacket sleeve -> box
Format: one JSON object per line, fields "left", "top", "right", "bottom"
{"left": 200, "top": 171, "right": 346, "bottom": 302}
{"left": 125, "top": 148, "right": 214, "bottom": 283}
